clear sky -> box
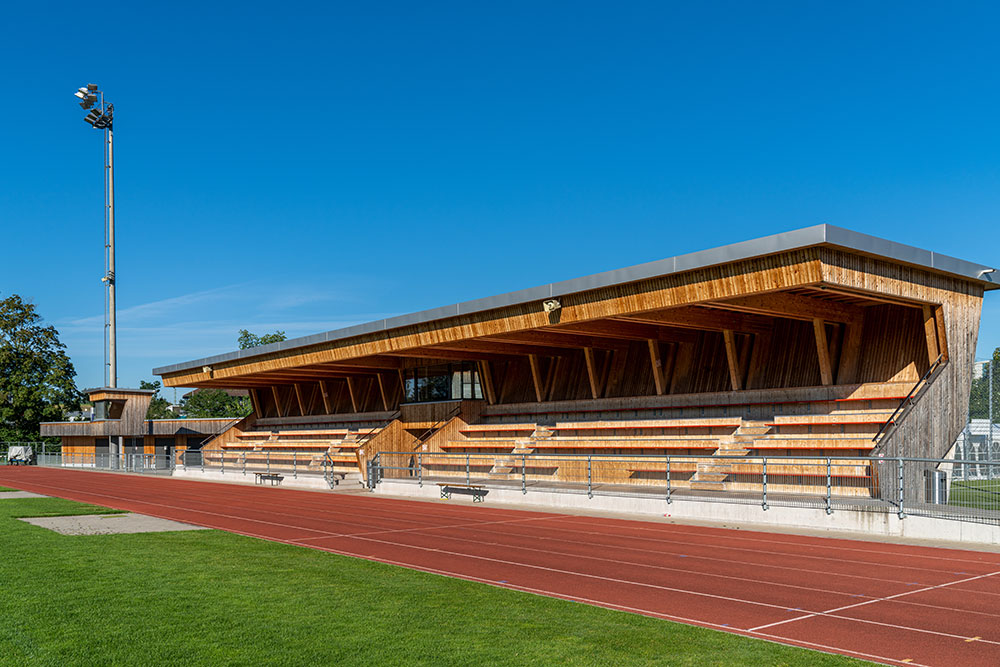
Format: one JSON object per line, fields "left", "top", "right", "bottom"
{"left": 2, "top": 1, "right": 999, "bottom": 394}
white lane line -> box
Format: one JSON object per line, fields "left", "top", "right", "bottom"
{"left": 748, "top": 569, "right": 1000, "bottom": 633}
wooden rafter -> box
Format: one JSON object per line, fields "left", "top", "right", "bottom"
{"left": 271, "top": 386, "right": 283, "bottom": 418}
{"left": 478, "top": 361, "right": 496, "bottom": 404}
{"left": 583, "top": 347, "right": 603, "bottom": 399}
{"left": 708, "top": 292, "right": 863, "bottom": 324}
{"left": 934, "top": 304, "right": 949, "bottom": 362}
{"left": 837, "top": 322, "right": 863, "bottom": 384}
{"left": 618, "top": 306, "right": 772, "bottom": 334}
{"left": 553, "top": 320, "right": 700, "bottom": 344}
{"left": 248, "top": 388, "right": 262, "bottom": 417}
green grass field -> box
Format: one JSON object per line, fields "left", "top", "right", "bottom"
{"left": 949, "top": 478, "right": 1000, "bottom": 510}
{"left": 0, "top": 495, "right": 867, "bottom": 666}
{"left": 0, "top": 486, "right": 15, "bottom": 491}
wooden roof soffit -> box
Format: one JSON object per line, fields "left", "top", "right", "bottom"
{"left": 614, "top": 306, "right": 773, "bottom": 334}
{"left": 704, "top": 292, "right": 865, "bottom": 324}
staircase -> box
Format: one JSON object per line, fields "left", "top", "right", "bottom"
{"left": 690, "top": 420, "right": 771, "bottom": 491}
{"left": 488, "top": 425, "right": 549, "bottom": 477}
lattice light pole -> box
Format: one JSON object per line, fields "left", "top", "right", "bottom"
{"left": 75, "top": 83, "right": 116, "bottom": 388}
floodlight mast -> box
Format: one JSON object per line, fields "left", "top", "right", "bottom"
{"left": 75, "top": 84, "right": 116, "bottom": 389}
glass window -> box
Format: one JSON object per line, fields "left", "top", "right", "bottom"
{"left": 402, "top": 362, "right": 482, "bottom": 403}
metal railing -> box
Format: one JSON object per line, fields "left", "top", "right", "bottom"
{"left": 372, "top": 450, "right": 1000, "bottom": 526}
{"left": 872, "top": 353, "right": 946, "bottom": 452}
{"left": 37, "top": 452, "right": 175, "bottom": 473}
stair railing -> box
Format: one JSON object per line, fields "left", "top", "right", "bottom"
{"left": 871, "top": 353, "right": 946, "bottom": 455}
{"left": 411, "top": 403, "right": 463, "bottom": 451}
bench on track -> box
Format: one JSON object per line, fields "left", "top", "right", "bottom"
{"left": 437, "top": 482, "right": 486, "bottom": 502}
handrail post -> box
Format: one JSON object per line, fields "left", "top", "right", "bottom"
{"left": 418, "top": 452, "right": 423, "bottom": 487}
{"left": 221, "top": 451, "right": 225, "bottom": 475}
{"left": 761, "top": 456, "right": 769, "bottom": 510}
{"left": 267, "top": 451, "right": 270, "bottom": 475}
{"left": 466, "top": 453, "right": 470, "bottom": 486}
{"left": 521, "top": 453, "right": 526, "bottom": 495}
{"left": 293, "top": 451, "right": 297, "bottom": 479}
{"left": 587, "top": 455, "right": 593, "bottom": 499}
{"left": 897, "top": 458, "right": 906, "bottom": 519}
{"left": 666, "top": 456, "right": 672, "bottom": 504}
{"left": 826, "top": 457, "right": 833, "bottom": 515}
{"left": 201, "top": 450, "right": 204, "bottom": 473}
{"left": 242, "top": 452, "right": 246, "bottom": 476}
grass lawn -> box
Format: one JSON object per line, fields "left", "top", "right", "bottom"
{"left": 949, "top": 478, "right": 1000, "bottom": 510}
{"left": 0, "top": 496, "right": 868, "bottom": 666}
{"left": 0, "top": 486, "right": 15, "bottom": 491}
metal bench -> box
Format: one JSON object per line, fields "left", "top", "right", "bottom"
{"left": 437, "top": 482, "right": 486, "bottom": 503}
{"left": 254, "top": 472, "right": 284, "bottom": 486}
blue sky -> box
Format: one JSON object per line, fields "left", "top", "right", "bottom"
{"left": 2, "top": 1, "right": 999, "bottom": 393}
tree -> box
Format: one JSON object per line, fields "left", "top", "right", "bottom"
{"left": 969, "top": 347, "right": 1000, "bottom": 422}
{"left": 140, "top": 379, "right": 174, "bottom": 420}
{"left": 238, "top": 329, "right": 286, "bottom": 350}
{"left": 181, "top": 389, "right": 251, "bottom": 418}
{"left": 0, "top": 295, "right": 81, "bottom": 442}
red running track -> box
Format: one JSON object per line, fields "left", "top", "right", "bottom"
{"left": 3, "top": 467, "right": 1000, "bottom": 666}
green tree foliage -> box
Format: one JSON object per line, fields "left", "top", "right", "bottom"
{"left": 237, "top": 329, "right": 287, "bottom": 350}
{"left": 969, "top": 347, "right": 1000, "bottom": 422}
{"left": 140, "top": 379, "right": 174, "bottom": 420}
{"left": 0, "top": 295, "right": 81, "bottom": 441}
{"left": 181, "top": 389, "right": 251, "bottom": 418}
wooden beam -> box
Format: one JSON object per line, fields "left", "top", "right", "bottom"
{"left": 647, "top": 339, "right": 666, "bottom": 395}
{"left": 837, "top": 322, "right": 863, "bottom": 384}
{"left": 546, "top": 357, "right": 562, "bottom": 401}
{"left": 745, "top": 332, "right": 770, "bottom": 390}
{"left": 922, "top": 304, "right": 940, "bottom": 364}
{"left": 604, "top": 348, "right": 629, "bottom": 398}
{"left": 934, "top": 304, "right": 949, "bottom": 362}
{"left": 619, "top": 306, "right": 772, "bottom": 334}
{"left": 583, "top": 347, "right": 602, "bottom": 399}
{"left": 737, "top": 334, "right": 753, "bottom": 387}
{"left": 553, "top": 320, "right": 699, "bottom": 344}
{"left": 248, "top": 388, "right": 262, "bottom": 417}
{"left": 345, "top": 377, "right": 358, "bottom": 413}
{"left": 670, "top": 340, "right": 695, "bottom": 394}
{"left": 813, "top": 319, "right": 833, "bottom": 386}
{"left": 722, "top": 330, "right": 742, "bottom": 391}
{"left": 662, "top": 342, "right": 678, "bottom": 393}
{"left": 478, "top": 361, "right": 496, "bottom": 404}
{"left": 271, "top": 386, "right": 284, "bottom": 418}
{"left": 527, "top": 354, "right": 545, "bottom": 403}
{"left": 709, "top": 292, "right": 863, "bottom": 324}
{"left": 484, "top": 330, "right": 631, "bottom": 351}
{"left": 282, "top": 386, "right": 297, "bottom": 417}
{"left": 293, "top": 384, "right": 307, "bottom": 416}
{"left": 376, "top": 373, "right": 389, "bottom": 411}
{"left": 319, "top": 380, "right": 332, "bottom": 414}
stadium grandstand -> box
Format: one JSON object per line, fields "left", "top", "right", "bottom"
{"left": 152, "top": 225, "right": 997, "bottom": 499}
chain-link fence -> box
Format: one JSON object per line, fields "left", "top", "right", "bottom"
{"left": 959, "top": 354, "right": 1000, "bottom": 469}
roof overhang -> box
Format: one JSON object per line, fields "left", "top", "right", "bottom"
{"left": 154, "top": 224, "right": 997, "bottom": 381}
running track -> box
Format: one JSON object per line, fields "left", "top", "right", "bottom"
{"left": 3, "top": 467, "right": 1000, "bottom": 666}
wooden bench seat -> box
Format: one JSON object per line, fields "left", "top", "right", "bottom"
{"left": 459, "top": 424, "right": 536, "bottom": 433}
{"left": 550, "top": 418, "right": 742, "bottom": 431}
{"left": 748, "top": 438, "right": 873, "bottom": 450}
{"left": 443, "top": 439, "right": 719, "bottom": 450}
{"left": 237, "top": 429, "right": 351, "bottom": 439}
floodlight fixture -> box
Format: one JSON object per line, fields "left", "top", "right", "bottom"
{"left": 75, "top": 90, "right": 86, "bottom": 100}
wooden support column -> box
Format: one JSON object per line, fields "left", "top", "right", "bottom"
{"left": 293, "top": 384, "right": 307, "bottom": 416}
{"left": 248, "top": 388, "right": 262, "bottom": 417}
{"left": 837, "top": 322, "right": 863, "bottom": 384}
{"left": 813, "top": 319, "right": 833, "bottom": 386}
{"left": 283, "top": 387, "right": 296, "bottom": 418}
{"left": 722, "top": 329, "right": 742, "bottom": 391}
{"left": 345, "top": 377, "right": 358, "bottom": 413}
{"left": 934, "top": 304, "right": 949, "bottom": 362}
{"left": 583, "top": 347, "right": 602, "bottom": 399}
{"left": 670, "top": 341, "right": 694, "bottom": 394}
{"left": 271, "top": 386, "right": 284, "bottom": 418}
{"left": 319, "top": 380, "right": 332, "bottom": 414}
{"left": 745, "top": 332, "right": 771, "bottom": 390}
{"left": 478, "top": 361, "right": 496, "bottom": 404}
{"left": 376, "top": 374, "right": 389, "bottom": 411}
{"left": 647, "top": 339, "right": 666, "bottom": 395}
{"left": 528, "top": 354, "right": 545, "bottom": 403}
{"left": 922, "top": 304, "right": 940, "bottom": 363}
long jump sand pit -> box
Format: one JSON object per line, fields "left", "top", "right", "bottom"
{"left": 20, "top": 512, "right": 211, "bottom": 536}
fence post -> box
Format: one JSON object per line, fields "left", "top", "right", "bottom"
{"left": 293, "top": 451, "right": 297, "bottom": 479}
{"left": 897, "top": 458, "right": 906, "bottom": 519}
{"left": 418, "top": 452, "right": 423, "bottom": 487}
{"left": 666, "top": 456, "right": 672, "bottom": 504}
{"left": 466, "top": 453, "right": 471, "bottom": 486}
{"left": 242, "top": 452, "right": 246, "bottom": 476}
{"left": 761, "top": 456, "right": 769, "bottom": 510}
{"left": 267, "top": 451, "right": 271, "bottom": 475}
{"left": 522, "top": 453, "right": 526, "bottom": 495}
{"left": 826, "top": 457, "right": 833, "bottom": 515}
{"left": 587, "top": 455, "right": 593, "bottom": 499}
{"left": 221, "top": 451, "right": 225, "bottom": 475}
{"left": 200, "top": 450, "right": 204, "bottom": 473}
